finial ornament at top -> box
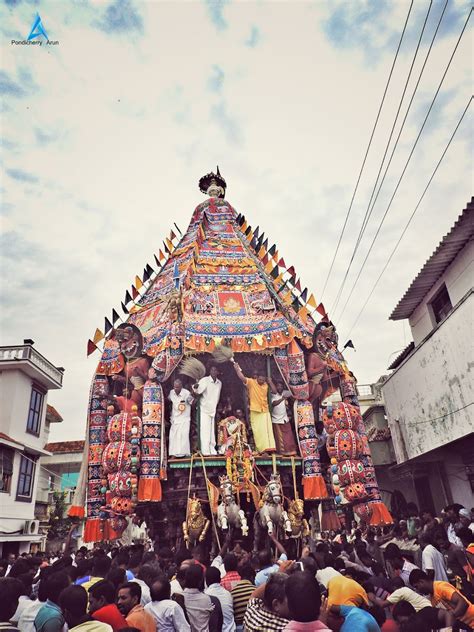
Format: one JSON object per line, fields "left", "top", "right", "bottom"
{"left": 198, "top": 166, "right": 227, "bottom": 199}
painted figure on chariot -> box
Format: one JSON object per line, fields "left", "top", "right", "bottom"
{"left": 71, "top": 166, "right": 393, "bottom": 548}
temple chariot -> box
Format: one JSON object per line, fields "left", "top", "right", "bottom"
{"left": 70, "top": 169, "right": 392, "bottom": 553}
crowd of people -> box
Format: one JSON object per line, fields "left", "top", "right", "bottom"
{"left": 1, "top": 503, "right": 473, "bottom": 632}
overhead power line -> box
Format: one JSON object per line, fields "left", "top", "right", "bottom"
{"left": 344, "top": 95, "right": 472, "bottom": 338}
{"left": 334, "top": 6, "right": 472, "bottom": 324}
{"left": 407, "top": 402, "right": 473, "bottom": 425}
{"left": 330, "top": 0, "right": 435, "bottom": 316}
{"left": 319, "top": 0, "right": 414, "bottom": 303}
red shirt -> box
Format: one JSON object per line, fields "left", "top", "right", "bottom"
{"left": 221, "top": 570, "right": 241, "bottom": 591}
{"left": 92, "top": 604, "right": 128, "bottom": 632}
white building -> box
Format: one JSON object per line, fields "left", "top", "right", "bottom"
{"left": 0, "top": 340, "right": 64, "bottom": 556}
{"left": 382, "top": 199, "right": 473, "bottom": 514}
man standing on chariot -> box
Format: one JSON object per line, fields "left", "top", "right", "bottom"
{"left": 168, "top": 378, "right": 194, "bottom": 458}
{"left": 192, "top": 365, "right": 222, "bottom": 455}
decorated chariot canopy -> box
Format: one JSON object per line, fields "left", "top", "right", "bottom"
{"left": 71, "top": 168, "right": 393, "bottom": 543}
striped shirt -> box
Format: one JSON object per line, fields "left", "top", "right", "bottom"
{"left": 243, "top": 597, "right": 289, "bottom": 632}
{"left": 230, "top": 580, "right": 255, "bottom": 625}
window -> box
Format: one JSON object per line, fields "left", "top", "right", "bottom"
{"left": 26, "top": 386, "right": 44, "bottom": 435}
{"left": 429, "top": 283, "right": 453, "bottom": 324}
{"left": 16, "top": 454, "right": 36, "bottom": 501}
{"left": 0, "top": 447, "right": 14, "bottom": 493}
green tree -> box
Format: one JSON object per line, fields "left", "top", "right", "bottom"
{"left": 47, "top": 491, "right": 74, "bottom": 540}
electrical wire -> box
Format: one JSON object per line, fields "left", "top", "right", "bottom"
{"left": 344, "top": 95, "right": 472, "bottom": 337}
{"left": 406, "top": 402, "right": 473, "bottom": 425}
{"left": 335, "top": 7, "right": 472, "bottom": 324}
{"left": 319, "top": 0, "right": 414, "bottom": 303}
{"left": 330, "top": 0, "right": 434, "bottom": 315}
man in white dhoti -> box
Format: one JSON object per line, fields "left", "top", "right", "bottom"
{"left": 168, "top": 379, "right": 194, "bottom": 457}
{"left": 192, "top": 366, "right": 222, "bottom": 455}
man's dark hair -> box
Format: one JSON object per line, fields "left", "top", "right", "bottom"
{"left": 93, "top": 555, "right": 112, "bottom": 577}
{"left": 88, "top": 579, "right": 116, "bottom": 604}
{"left": 384, "top": 543, "right": 402, "bottom": 560}
{"left": 44, "top": 571, "right": 70, "bottom": 602}
{"left": 115, "top": 551, "right": 130, "bottom": 567}
{"left": 333, "top": 557, "right": 346, "bottom": 572}
{"left": 223, "top": 553, "right": 238, "bottom": 572}
{"left": 392, "top": 600, "right": 416, "bottom": 621}
{"left": 205, "top": 566, "right": 221, "bottom": 586}
{"left": 150, "top": 578, "right": 171, "bottom": 602}
{"left": 285, "top": 571, "right": 321, "bottom": 622}
{"left": 59, "top": 585, "right": 88, "bottom": 618}
{"left": 106, "top": 567, "right": 126, "bottom": 589}
{"left": 185, "top": 564, "right": 204, "bottom": 590}
{"left": 0, "top": 577, "right": 23, "bottom": 621}
{"left": 263, "top": 572, "right": 287, "bottom": 611}
{"left": 258, "top": 549, "right": 272, "bottom": 569}
{"left": 137, "top": 564, "right": 158, "bottom": 586}
{"left": 75, "top": 558, "right": 93, "bottom": 579}
{"left": 17, "top": 573, "right": 33, "bottom": 596}
{"left": 300, "top": 556, "right": 318, "bottom": 575}
{"left": 119, "top": 581, "right": 141, "bottom": 601}
{"left": 409, "top": 569, "right": 428, "bottom": 586}
{"left": 176, "top": 549, "right": 193, "bottom": 567}
{"left": 8, "top": 559, "right": 30, "bottom": 578}
{"left": 158, "top": 547, "right": 173, "bottom": 559}
{"left": 128, "top": 552, "right": 143, "bottom": 570}
{"left": 238, "top": 563, "right": 255, "bottom": 583}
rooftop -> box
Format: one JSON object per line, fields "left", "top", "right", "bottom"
{"left": 46, "top": 404, "right": 63, "bottom": 423}
{"left": 44, "top": 440, "right": 85, "bottom": 454}
{"left": 390, "top": 198, "right": 473, "bottom": 320}
{"left": 0, "top": 343, "right": 64, "bottom": 389}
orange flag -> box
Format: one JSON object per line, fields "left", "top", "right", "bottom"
{"left": 135, "top": 276, "right": 143, "bottom": 290}
{"left": 93, "top": 328, "right": 104, "bottom": 344}
{"left": 307, "top": 293, "right": 317, "bottom": 309}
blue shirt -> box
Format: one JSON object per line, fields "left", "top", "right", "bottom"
{"left": 34, "top": 601, "right": 64, "bottom": 632}
{"left": 254, "top": 554, "right": 288, "bottom": 587}
{"left": 339, "top": 606, "right": 380, "bottom": 632}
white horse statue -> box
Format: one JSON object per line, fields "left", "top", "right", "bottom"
{"left": 217, "top": 475, "right": 248, "bottom": 536}
{"left": 253, "top": 473, "right": 291, "bottom": 549}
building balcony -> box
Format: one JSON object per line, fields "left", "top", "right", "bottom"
{"left": 0, "top": 344, "right": 64, "bottom": 389}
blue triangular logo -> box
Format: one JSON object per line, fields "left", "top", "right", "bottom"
{"left": 27, "top": 13, "right": 48, "bottom": 41}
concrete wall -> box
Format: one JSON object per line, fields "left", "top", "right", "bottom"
{"left": 409, "top": 240, "right": 473, "bottom": 346}
{"left": 383, "top": 293, "right": 473, "bottom": 463}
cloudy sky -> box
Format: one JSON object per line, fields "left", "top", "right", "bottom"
{"left": 1, "top": 0, "right": 472, "bottom": 442}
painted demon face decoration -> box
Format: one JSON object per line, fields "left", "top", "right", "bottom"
{"left": 313, "top": 322, "right": 337, "bottom": 357}
{"left": 115, "top": 324, "right": 143, "bottom": 360}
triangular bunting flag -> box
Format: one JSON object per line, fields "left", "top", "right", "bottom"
{"left": 159, "top": 250, "right": 165, "bottom": 262}
{"left": 166, "top": 238, "right": 174, "bottom": 252}
{"left": 112, "top": 309, "right": 120, "bottom": 324}
{"left": 241, "top": 220, "right": 248, "bottom": 232}
{"left": 343, "top": 340, "right": 355, "bottom": 350}
{"left": 270, "top": 265, "right": 279, "bottom": 280}
{"left": 262, "top": 238, "right": 268, "bottom": 250}
{"left": 246, "top": 230, "right": 254, "bottom": 242}
{"left": 264, "top": 260, "right": 274, "bottom": 274}
{"left": 262, "top": 254, "right": 269, "bottom": 265}
{"left": 298, "top": 306, "right": 309, "bottom": 322}
{"left": 272, "top": 250, "right": 279, "bottom": 262}
{"left": 291, "top": 297, "right": 301, "bottom": 311}
{"left": 274, "top": 272, "right": 284, "bottom": 284}
{"left": 244, "top": 226, "right": 251, "bottom": 236}
{"left": 104, "top": 317, "right": 113, "bottom": 335}
{"left": 170, "top": 230, "right": 176, "bottom": 241}
{"left": 174, "top": 222, "right": 182, "bottom": 236}
{"left": 287, "top": 266, "right": 296, "bottom": 276}
{"left": 258, "top": 245, "right": 266, "bottom": 258}
{"left": 87, "top": 339, "right": 98, "bottom": 356}
{"left": 154, "top": 255, "right": 160, "bottom": 267}
{"left": 132, "top": 285, "right": 139, "bottom": 300}
{"left": 300, "top": 288, "right": 308, "bottom": 303}
{"left": 236, "top": 213, "right": 241, "bottom": 223}
{"left": 316, "top": 303, "right": 327, "bottom": 317}
{"left": 93, "top": 328, "right": 104, "bottom": 344}
{"left": 307, "top": 293, "right": 317, "bottom": 309}
{"left": 146, "top": 264, "right": 154, "bottom": 275}
{"left": 125, "top": 290, "right": 132, "bottom": 305}
{"left": 135, "top": 276, "right": 143, "bottom": 290}
{"left": 121, "top": 302, "right": 129, "bottom": 315}
{"left": 268, "top": 244, "right": 276, "bottom": 257}
{"left": 253, "top": 226, "right": 260, "bottom": 239}
{"left": 295, "top": 278, "right": 302, "bottom": 292}
{"left": 163, "top": 241, "right": 170, "bottom": 255}
{"left": 143, "top": 268, "right": 150, "bottom": 283}
{"left": 288, "top": 275, "right": 296, "bottom": 287}
{"left": 278, "top": 257, "right": 286, "bottom": 268}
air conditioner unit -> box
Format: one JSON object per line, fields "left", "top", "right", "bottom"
{"left": 24, "top": 520, "right": 40, "bottom": 535}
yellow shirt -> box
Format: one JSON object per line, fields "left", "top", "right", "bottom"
{"left": 246, "top": 378, "right": 269, "bottom": 413}
{"left": 432, "top": 581, "right": 474, "bottom": 627}
{"left": 327, "top": 575, "right": 369, "bottom": 608}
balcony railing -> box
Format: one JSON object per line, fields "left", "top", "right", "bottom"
{"left": 0, "top": 345, "right": 63, "bottom": 386}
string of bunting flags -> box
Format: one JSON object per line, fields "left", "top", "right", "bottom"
{"left": 86, "top": 225, "right": 182, "bottom": 356}
{"left": 234, "top": 213, "right": 329, "bottom": 327}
